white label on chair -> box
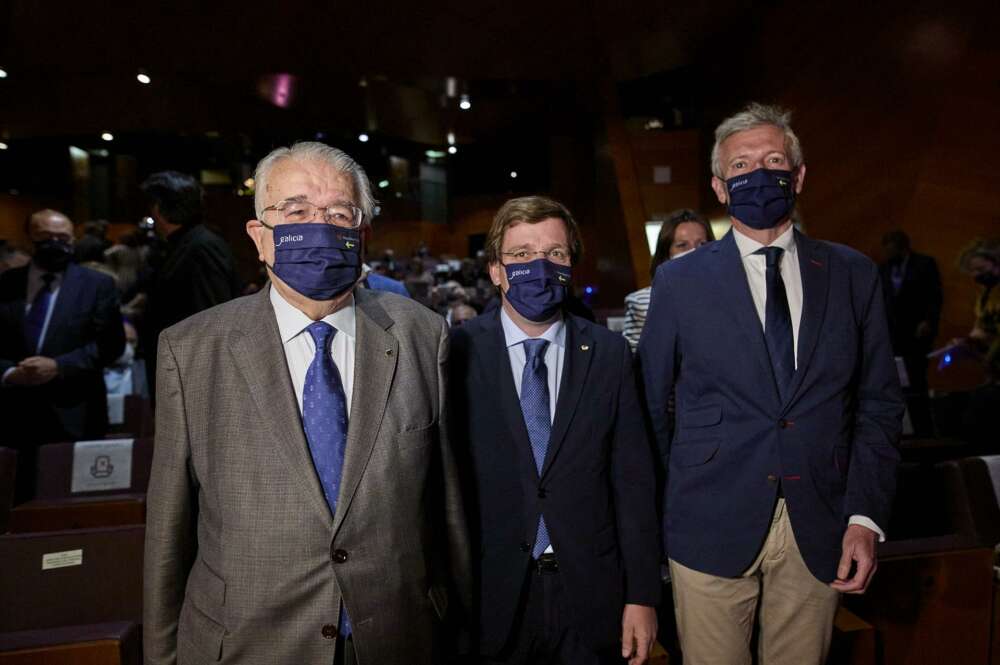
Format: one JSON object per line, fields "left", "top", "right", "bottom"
{"left": 42, "top": 549, "right": 83, "bottom": 570}
{"left": 71, "top": 438, "right": 134, "bottom": 493}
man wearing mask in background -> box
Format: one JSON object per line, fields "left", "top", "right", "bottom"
{"left": 140, "top": 170, "right": 242, "bottom": 399}
{"left": 144, "top": 142, "right": 470, "bottom": 665}
{"left": 450, "top": 196, "right": 659, "bottom": 665}
{"left": 639, "top": 103, "right": 902, "bottom": 665}
{"left": 0, "top": 209, "right": 124, "bottom": 502}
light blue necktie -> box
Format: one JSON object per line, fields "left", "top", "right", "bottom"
{"left": 520, "top": 338, "right": 551, "bottom": 558}
{"left": 302, "top": 321, "right": 351, "bottom": 636}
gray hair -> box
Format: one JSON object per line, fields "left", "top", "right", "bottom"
{"left": 253, "top": 141, "right": 377, "bottom": 223}
{"left": 710, "top": 103, "right": 803, "bottom": 179}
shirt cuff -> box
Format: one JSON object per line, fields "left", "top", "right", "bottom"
{"left": 848, "top": 515, "right": 886, "bottom": 542}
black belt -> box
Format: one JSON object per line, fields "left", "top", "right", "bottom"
{"left": 532, "top": 552, "right": 559, "bottom": 574}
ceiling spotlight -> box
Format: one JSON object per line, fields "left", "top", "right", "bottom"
{"left": 447, "top": 131, "right": 456, "bottom": 145}
{"left": 0, "top": 68, "right": 7, "bottom": 79}
{"left": 136, "top": 71, "right": 151, "bottom": 84}
{"left": 509, "top": 170, "right": 518, "bottom": 179}
{"left": 101, "top": 132, "right": 114, "bottom": 142}
{"left": 358, "top": 133, "right": 369, "bottom": 143}
{"left": 459, "top": 94, "right": 471, "bottom": 110}
{"left": 0, "top": 142, "right": 7, "bottom": 150}
{"left": 448, "top": 146, "right": 457, "bottom": 155}
{"left": 378, "top": 179, "right": 390, "bottom": 189}
{"left": 243, "top": 177, "right": 255, "bottom": 188}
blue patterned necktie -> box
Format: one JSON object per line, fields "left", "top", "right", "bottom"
{"left": 24, "top": 273, "right": 55, "bottom": 353}
{"left": 520, "top": 338, "right": 551, "bottom": 558}
{"left": 302, "top": 321, "right": 351, "bottom": 636}
{"left": 755, "top": 246, "right": 795, "bottom": 401}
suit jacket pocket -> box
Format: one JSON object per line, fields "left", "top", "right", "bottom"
{"left": 678, "top": 404, "right": 722, "bottom": 429}
{"left": 396, "top": 422, "right": 437, "bottom": 450}
{"left": 178, "top": 600, "right": 225, "bottom": 662}
{"left": 670, "top": 438, "right": 720, "bottom": 467}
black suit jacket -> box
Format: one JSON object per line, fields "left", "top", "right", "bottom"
{"left": 449, "top": 309, "right": 660, "bottom": 655}
{"left": 0, "top": 262, "right": 124, "bottom": 442}
{"left": 879, "top": 251, "right": 942, "bottom": 356}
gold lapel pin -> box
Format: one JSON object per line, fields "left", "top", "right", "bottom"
{"left": 580, "top": 344, "right": 590, "bottom": 351}
{"left": 385, "top": 349, "right": 394, "bottom": 357}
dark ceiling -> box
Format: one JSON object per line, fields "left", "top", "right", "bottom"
{"left": 0, "top": 1, "right": 755, "bottom": 142}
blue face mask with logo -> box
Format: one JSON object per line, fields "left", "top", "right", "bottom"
{"left": 264, "top": 222, "right": 362, "bottom": 301}
{"left": 503, "top": 258, "right": 572, "bottom": 322}
{"left": 725, "top": 168, "right": 796, "bottom": 230}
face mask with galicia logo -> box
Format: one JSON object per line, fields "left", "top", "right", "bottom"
{"left": 264, "top": 222, "right": 362, "bottom": 301}
{"left": 503, "top": 258, "right": 572, "bottom": 322}
{"left": 725, "top": 168, "right": 796, "bottom": 230}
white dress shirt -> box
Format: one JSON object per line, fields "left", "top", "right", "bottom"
{"left": 269, "top": 286, "right": 356, "bottom": 417}
{"left": 732, "top": 226, "right": 885, "bottom": 541}
{"left": 501, "top": 308, "right": 566, "bottom": 554}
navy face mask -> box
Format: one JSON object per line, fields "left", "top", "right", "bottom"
{"left": 33, "top": 239, "right": 74, "bottom": 272}
{"left": 264, "top": 222, "right": 362, "bottom": 301}
{"left": 503, "top": 258, "right": 572, "bottom": 322}
{"left": 725, "top": 168, "right": 796, "bottom": 230}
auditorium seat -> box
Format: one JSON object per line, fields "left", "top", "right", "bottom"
{"left": 0, "top": 526, "right": 143, "bottom": 633}
{"left": 845, "top": 458, "right": 1000, "bottom": 665}
{"left": 0, "top": 621, "right": 140, "bottom": 665}
{"left": 0, "top": 448, "right": 15, "bottom": 533}
{"left": 109, "top": 396, "right": 154, "bottom": 439}
{"left": 34, "top": 438, "right": 154, "bottom": 500}
{"left": 8, "top": 494, "right": 145, "bottom": 533}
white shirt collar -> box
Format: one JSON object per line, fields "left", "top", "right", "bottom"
{"left": 269, "top": 285, "right": 356, "bottom": 345}
{"left": 500, "top": 307, "right": 566, "bottom": 350}
{"left": 733, "top": 224, "right": 797, "bottom": 259}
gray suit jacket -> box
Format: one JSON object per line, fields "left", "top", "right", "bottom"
{"left": 144, "top": 286, "right": 471, "bottom": 664}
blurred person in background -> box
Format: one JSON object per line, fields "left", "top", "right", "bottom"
{"left": 879, "top": 230, "right": 942, "bottom": 436}
{"left": 622, "top": 210, "right": 714, "bottom": 353}
{"left": 954, "top": 239, "right": 1000, "bottom": 446}
{"left": 0, "top": 209, "right": 124, "bottom": 502}
{"left": 447, "top": 303, "right": 477, "bottom": 327}
{"left": 140, "top": 170, "right": 242, "bottom": 398}
{"left": 0, "top": 240, "right": 30, "bottom": 275}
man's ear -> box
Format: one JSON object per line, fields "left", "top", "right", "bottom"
{"left": 246, "top": 219, "right": 266, "bottom": 262}
{"left": 793, "top": 163, "right": 807, "bottom": 194}
{"left": 711, "top": 176, "right": 728, "bottom": 206}
{"left": 488, "top": 261, "right": 504, "bottom": 288}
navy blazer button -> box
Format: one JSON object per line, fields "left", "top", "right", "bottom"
{"left": 519, "top": 542, "right": 531, "bottom": 552}
{"left": 332, "top": 549, "right": 349, "bottom": 563}
{"left": 322, "top": 624, "right": 338, "bottom": 639}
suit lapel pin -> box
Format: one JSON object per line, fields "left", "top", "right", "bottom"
{"left": 385, "top": 349, "right": 394, "bottom": 357}
{"left": 580, "top": 344, "right": 590, "bottom": 351}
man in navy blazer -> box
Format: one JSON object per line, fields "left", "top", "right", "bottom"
{"left": 450, "top": 196, "right": 660, "bottom": 665}
{"left": 0, "top": 210, "right": 124, "bottom": 501}
{"left": 638, "top": 104, "right": 902, "bottom": 665}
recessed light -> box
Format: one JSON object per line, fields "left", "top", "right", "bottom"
{"left": 378, "top": 179, "right": 390, "bottom": 189}
{"left": 0, "top": 142, "right": 7, "bottom": 150}
{"left": 459, "top": 94, "right": 471, "bottom": 110}
{"left": 136, "top": 72, "right": 151, "bottom": 84}
{"left": 101, "top": 132, "right": 114, "bottom": 142}
{"left": 509, "top": 171, "right": 518, "bottom": 179}
{"left": 358, "top": 133, "right": 369, "bottom": 142}
{"left": 0, "top": 68, "right": 7, "bottom": 79}
{"left": 448, "top": 146, "right": 457, "bottom": 155}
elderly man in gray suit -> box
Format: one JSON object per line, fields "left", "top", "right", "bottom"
{"left": 144, "top": 142, "right": 471, "bottom": 665}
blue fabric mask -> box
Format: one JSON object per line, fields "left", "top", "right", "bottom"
{"left": 503, "top": 258, "right": 572, "bottom": 322}
{"left": 725, "top": 168, "right": 796, "bottom": 230}
{"left": 266, "top": 223, "right": 362, "bottom": 301}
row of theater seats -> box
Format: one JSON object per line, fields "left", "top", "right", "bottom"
{"left": 0, "top": 395, "right": 153, "bottom": 664}
{"left": 1, "top": 429, "right": 999, "bottom": 664}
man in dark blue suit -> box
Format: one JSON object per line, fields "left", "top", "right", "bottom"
{"left": 0, "top": 210, "right": 124, "bottom": 501}
{"left": 450, "top": 196, "right": 660, "bottom": 665}
{"left": 638, "top": 104, "right": 902, "bottom": 665}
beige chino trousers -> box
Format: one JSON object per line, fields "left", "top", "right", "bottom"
{"left": 669, "top": 499, "right": 840, "bottom": 665}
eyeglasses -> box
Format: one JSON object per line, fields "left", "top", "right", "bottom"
{"left": 501, "top": 247, "right": 571, "bottom": 265}
{"left": 261, "top": 199, "right": 364, "bottom": 229}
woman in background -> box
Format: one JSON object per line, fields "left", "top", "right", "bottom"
{"left": 622, "top": 209, "right": 715, "bottom": 352}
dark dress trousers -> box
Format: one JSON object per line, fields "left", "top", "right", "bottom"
{"left": 449, "top": 310, "right": 661, "bottom": 656}
{"left": 638, "top": 230, "right": 903, "bottom": 583}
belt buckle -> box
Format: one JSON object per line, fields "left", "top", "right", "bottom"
{"left": 535, "top": 553, "right": 558, "bottom": 574}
